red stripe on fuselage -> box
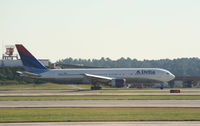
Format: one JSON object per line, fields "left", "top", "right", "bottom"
{"left": 15, "top": 44, "right": 33, "bottom": 57}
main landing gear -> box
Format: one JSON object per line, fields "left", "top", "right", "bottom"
{"left": 160, "top": 84, "right": 164, "bottom": 90}
{"left": 91, "top": 84, "right": 102, "bottom": 90}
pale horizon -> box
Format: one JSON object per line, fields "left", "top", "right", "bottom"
{"left": 1, "top": 0, "right": 200, "bottom": 62}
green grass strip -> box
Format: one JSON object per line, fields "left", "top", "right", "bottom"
{"left": 0, "top": 108, "right": 200, "bottom": 122}
{"left": 1, "top": 95, "right": 200, "bottom": 101}
{"left": 0, "top": 83, "right": 78, "bottom": 90}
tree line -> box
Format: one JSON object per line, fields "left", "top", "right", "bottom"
{"left": 57, "top": 57, "right": 200, "bottom": 76}
{"left": 0, "top": 67, "right": 43, "bottom": 84}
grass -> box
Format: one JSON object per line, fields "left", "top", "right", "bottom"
{"left": 76, "top": 84, "right": 92, "bottom": 89}
{"left": 0, "top": 83, "right": 113, "bottom": 90}
{"left": 1, "top": 95, "right": 200, "bottom": 101}
{"left": 0, "top": 107, "right": 200, "bottom": 122}
{"left": 0, "top": 83, "right": 89, "bottom": 90}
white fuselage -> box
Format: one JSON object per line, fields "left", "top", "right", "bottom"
{"left": 38, "top": 68, "right": 175, "bottom": 84}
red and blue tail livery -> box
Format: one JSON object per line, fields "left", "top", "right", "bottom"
{"left": 15, "top": 44, "right": 48, "bottom": 73}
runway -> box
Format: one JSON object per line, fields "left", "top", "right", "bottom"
{"left": 0, "top": 121, "right": 200, "bottom": 126}
{"left": 1, "top": 89, "right": 200, "bottom": 96}
{"left": 0, "top": 100, "right": 200, "bottom": 108}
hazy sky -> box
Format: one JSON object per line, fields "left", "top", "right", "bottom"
{"left": 0, "top": 0, "right": 200, "bottom": 62}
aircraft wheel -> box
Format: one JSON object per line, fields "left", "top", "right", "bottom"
{"left": 91, "top": 86, "right": 102, "bottom": 90}
{"left": 91, "top": 86, "right": 94, "bottom": 90}
{"left": 98, "top": 86, "right": 102, "bottom": 90}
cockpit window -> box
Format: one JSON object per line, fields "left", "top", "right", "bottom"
{"left": 166, "top": 72, "right": 170, "bottom": 75}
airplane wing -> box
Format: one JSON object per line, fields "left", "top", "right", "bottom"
{"left": 16, "top": 71, "right": 41, "bottom": 78}
{"left": 83, "top": 73, "right": 113, "bottom": 83}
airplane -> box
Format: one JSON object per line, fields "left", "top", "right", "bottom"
{"left": 15, "top": 44, "right": 175, "bottom": 90}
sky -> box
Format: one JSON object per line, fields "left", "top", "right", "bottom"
{"left": 0, "top": 0, "right": 200, "bottom": 62}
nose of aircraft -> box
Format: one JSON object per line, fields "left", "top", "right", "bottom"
{"left": 169, "top": 73, "right": 175, "bottom": 81}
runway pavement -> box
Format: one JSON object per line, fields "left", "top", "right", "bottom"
{"left": 0, "top": 100, "right": 200, "bottom": 108}
{"left": 1, "top": 93, "right": 200, "bottom": 96}
{"left": 1, "top": 89, "right": 200, "bottom": 96}
{"left": 0, "top": 121, "right": 200, "bottom": 126}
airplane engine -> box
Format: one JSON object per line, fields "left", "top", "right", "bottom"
{"left": 111, "top": 78, "right": 126, "bottom": 88}
{"left": 16, "top": 71, "right": 24, "bottom": 77}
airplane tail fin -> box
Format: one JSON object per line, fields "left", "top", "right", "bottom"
{"left": 15, "top": 44, "right": 48, "bottom": 73}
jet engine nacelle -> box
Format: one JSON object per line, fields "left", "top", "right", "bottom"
{"left": 111, "top": 78, "right": 126, "bottom": 88}
{"left": 16, "top": 71, "right": 24, "bottom": 77}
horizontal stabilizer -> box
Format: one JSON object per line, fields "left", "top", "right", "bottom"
{"left": 16, "top": 71, "right": 41, "bottom": 78}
